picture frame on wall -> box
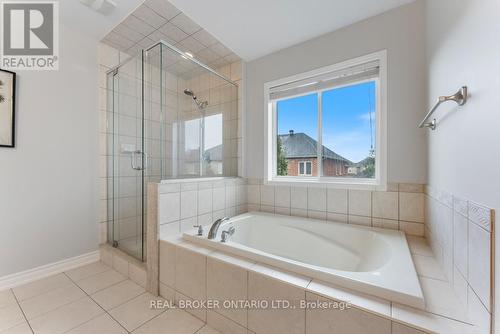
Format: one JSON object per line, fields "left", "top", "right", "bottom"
{"left": 0, "top": 69, "right": 16, "bottom": 148}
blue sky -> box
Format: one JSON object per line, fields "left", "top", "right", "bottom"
{"left": 277, "top": 81, "right": 376, "bottom": 163}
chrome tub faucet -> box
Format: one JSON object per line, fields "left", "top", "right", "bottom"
{"left": 208, "top": 217, "right": 230, "bottom": 239}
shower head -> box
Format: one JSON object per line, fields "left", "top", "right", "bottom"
{"left": 184, "top": 88, "right": 208, "bottom": 110}
{"left": 184, "top": 89, "right": 196, "bottom": 99}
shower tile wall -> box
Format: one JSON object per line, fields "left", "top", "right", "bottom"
{"left": 99, "top": 0, "right": 242, "bottom": 258}
{"left": 99, "top": 44, "right": 243, "bottom": 248}
{"left": 424, "top": 185, "right": 494, "bottom": 332}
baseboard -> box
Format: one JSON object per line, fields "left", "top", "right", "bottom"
{"left": 0, "top": 250, "right": 100, "bottom": 291}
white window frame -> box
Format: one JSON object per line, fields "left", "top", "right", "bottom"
{"left": 298, "top": 161, "right": 312, "bottom": 176}
{"left": 264, "top": 50, "right": 387, "bottom": 190}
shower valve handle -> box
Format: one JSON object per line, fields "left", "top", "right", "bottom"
{"left": 193, "top": 224, "right": 203, "bottom": 236}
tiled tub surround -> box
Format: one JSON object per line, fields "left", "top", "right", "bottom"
{"left": 157, "top": 178, "right": 247, "bottom": 237}
{"left": 159, "top": 236, "right": 477, "bottom": 334}
{"left": 183, "top": 212, "right": 425, "bottom": 308}
{"left": 425, "top": 185, "right": 495, "bottom": 334}
{"left": 246, "top": 179, "right": 426, "bottom": 237}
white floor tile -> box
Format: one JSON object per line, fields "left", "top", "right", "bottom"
{"left": 91, "top": 280, "right": 145, "bottom": 310}
{"left": 66, "top": 313, "right": 127, "bottom": 334}
{"left": 74, "top": 270, "right": 126, "bottom": 294}
{"left": 0, "top": 303, "right": 25, "bottom": 332}
{"left": 28, "top": 297, "right": 103, "bottom": 334}
{"left": 196, "top": 325, "right": 222, "bottom": 334}
{"left": 65, "top": 262, "right": 110, "bottom": 281}
{"left": 0, "top": 290, "right": 17, "bottom": 309}
{"left": 108, "top": 293, "right": 166, "bottom": 331}
{"left": 13, "top": 274, "right": 73, "bottom": 301}
{"left": 132, "top": 309, "right": 204, "bottom": 334}
{"left": 0, "top": 322, "right": 33, "bottom": 334}
{"left": 20, "top": 283, "right": 86, "bottom": 319}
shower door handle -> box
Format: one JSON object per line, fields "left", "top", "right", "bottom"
{"left": 131, "top": 150, "right": 147, "bottom": 171}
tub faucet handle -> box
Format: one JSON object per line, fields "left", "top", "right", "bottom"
{"left": 193, "top": 224, "right": 203, "bottom": 236}
{"left": 221, "top": 226, "right": 235, "bottom": 243}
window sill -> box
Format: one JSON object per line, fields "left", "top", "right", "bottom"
{"left": 264, "top": 177, "right": 387, "bottom": 191}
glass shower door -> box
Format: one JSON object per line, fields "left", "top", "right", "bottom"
{"left": 108, "top": 53, "right": 145, "bottom": 261}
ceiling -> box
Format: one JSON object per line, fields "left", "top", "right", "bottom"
{"left": 168, "top": 0, "right": 416, "bottom": 61}
{"left": 59, "top": 0, "right": 144, "bottom": 40}
{"left": 102, "top": 0, "right": 241, "bottom": 78}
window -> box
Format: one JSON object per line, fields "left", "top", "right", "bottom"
{"left": 298, "top": 161, "right": 312, "bottom": 176}
{"left": 265, "top": 51, "right": 387, "bottom": 188}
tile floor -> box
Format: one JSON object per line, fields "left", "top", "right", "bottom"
{"left": 0, "top": 262, "right": 220, "bottom": 334}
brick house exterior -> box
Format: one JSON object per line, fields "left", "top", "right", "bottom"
{"left": 278, "top": 132, "right": 351, "bottom": 177}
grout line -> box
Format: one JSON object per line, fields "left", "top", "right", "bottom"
{"left": 63, "top": 271, "right": 132, "bottom": 334}
{"left": 11, "top": 289, "right": 35, "bottom": 334}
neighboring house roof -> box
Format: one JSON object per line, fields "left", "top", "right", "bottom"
{"left": 278, "top": 132, "right": 351, "bottom": 163}
{"left": 204, "top": 144, "right": 222, "bottom": 161}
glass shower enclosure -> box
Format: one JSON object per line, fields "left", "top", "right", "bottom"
{"left": 106, "top": 42, "right": 238, "bottom": 261}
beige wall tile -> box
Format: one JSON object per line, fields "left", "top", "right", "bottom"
{"left": 129, "top": 263, "right": 147, "bottom": 288}
{"left": 348, "top": 215, "right": 371, "bottom": 227}
{"left": 291, "top": 186, "right": 308, "bottom": 210}
{"left": 308, "top": 187, "right": 326, "bottom": 212}
{"left": 372, "top": 218, "right": 398, "bottom": 230}
{"left": 399, "top": 193, "right": 424, "bottom": 223}
{"left": 159, "top": 241, "right": 176, "bottom": 287}
{"left": 453, "top": 212, "right": 468, "bottom": 277}
{"left": 175, "top": 291, "right": 207, "bottom": 322}
{"left": 372, "top": 191, "right": 398, "bottom": 220}
{"left": 207, "top": 258, "right": 248, "bottom": 326}
{"left": 326, "top": 212, "right": 348, "bottom": 224}
{"left": 327, "top": 188, "right": 348, "bottom": 214}
{"left": 159, "top": 192, "right": 180, "bottom": 224}
{"left": 469, "top": 201, "right": 493, "bottom": 232}
{"left": 206, "top": 310, "right": 246, "bottom": 334}
{"left": 260, "top": 185, "right": 275, "bottom": 207}
{"left": 306, "top": 292, "right": 390, "bottom": 334}
{"left": 398, "top": 183, "right": 424, "bottom": 193}
{"left": 392, "top": 322, "right": 427, "bottom": 334}
{"left": 248, "top": 272, "right": 305, "bottom": 334}
{"left": 468, "top": 221, "right": 491, "bottom": 311}
{"left": 349, "top": 190, "right": 372, "bottom": 217}
{"left": 467, "top": 286, "right": 490, "bottom": 331}
{"left": 181, "top": 190, "right": 198, "bottom": 219}
{"left": 112, "top": 254, "right": 129, "bottom": 276}
{"left": 198, "top": 188, "right": 213, "bottom": 215}
{"left": 275, "top": 185, "right": 291, "bottom": 208}
{"left": 400, "top": 221, "right": 424, "bottom": 237}
{"left": 308, "top": 210, "right": 326, "bottom": 221}
{"left": 175, "top": 247, "right": 207, "bottom": 300}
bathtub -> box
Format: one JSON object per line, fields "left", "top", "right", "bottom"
{"left": 182, "top": 212, "right": 424, "bottom": 308}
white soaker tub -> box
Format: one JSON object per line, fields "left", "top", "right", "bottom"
{"left": 183, "top": 212, "right": 424, "bottom": 308}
